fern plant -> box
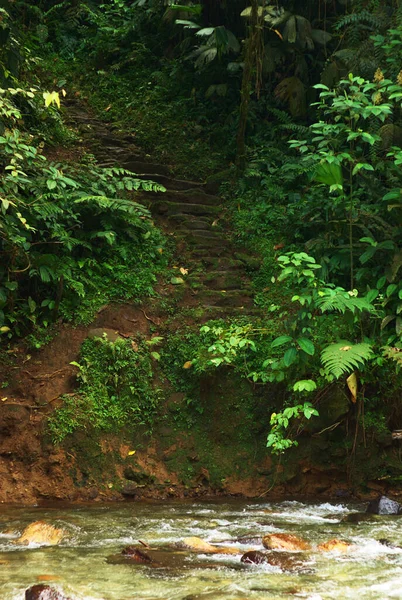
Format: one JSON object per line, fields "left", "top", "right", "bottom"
{"left": 321, "top": 342, "right": 374, "bottom": 379}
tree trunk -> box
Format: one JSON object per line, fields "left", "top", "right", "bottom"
{"left": 236, "top": 0, "right": 259, "bottom": 172}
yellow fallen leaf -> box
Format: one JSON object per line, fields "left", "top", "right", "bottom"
{"left": 180, "top": 267, "right": 188, "bottom": 275}
{"left": 183, "top": 361, "right": 193, "bottom": 369}
{"left": 105, "top": 104, "right": 112, "bottom": 112}
{"left": 157, "top": 248, "right": 163, "bottom": 254}
{"left": 107, "top": 483, "right": 113, "bottom": 489}
{"left": 127, "top": 450, "right": 136, "bottom": 456}
{"left": 346, "top": 372, "right": 358, "bottom": 403}
{"left": 1, "top": 397, "right": 7, "bottom": 402}
{"left": 340, "top": 346, "right": 352, "bottom": 351}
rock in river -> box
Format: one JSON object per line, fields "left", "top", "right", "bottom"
{"left": 17, "top": 521, "right": 65, "bottom": 546}
{"left": 121, "top": 546, "right": 154, "bottom": 564}
{"left": 241, "top": 550, "right": 309, "bottom": 573}
{"left": 181, "top": 537, "right": 240, "bottom": 555}
{"left": 25, "top": 585, "right": 70, "bottom": 600}
{"left": 366, "top": 495, "right": 402, "bottom": 515}
{"left": 241, "top": 550, "right": 268, "bottom": 565}
{"left": 262, "top": 533, "right": 311, "bottom": 551}
{"left": 318, "top": 539, "right": 352, "bottom": 552}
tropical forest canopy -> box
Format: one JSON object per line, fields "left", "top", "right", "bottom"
{"left": 2, "top": 0, "right": 402, "bottom": 450}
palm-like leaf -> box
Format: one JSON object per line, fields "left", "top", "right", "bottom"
{"left": 316, "top": 290, "right": 374, "bottom": 314}
{"left": 321, "top": 342, "right": 373, "bottom": 378}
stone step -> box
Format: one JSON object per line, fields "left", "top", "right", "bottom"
{"left": 180, "top": 230, "right": 222, "bottom": 240}
{"left": 152, "top": 201, "right": 221, "bottom": 217}
{"left": 169, "top": 213, "right": 221, "bottom": 225}
{"left": 148, "top": 190, "right": 219, "bottom": 206}
{"left": 198, "top": 271, "right": 247, "bottom": 290}
{"left": 173, "top": 219, "right": 215, "bottom": 231}
{"left": 122, "top": 159, "right": 170, "bottom": 176}
{"left": 98, "top": 135, "right": 129, "bottom": 148}
{"left": 191, "top": 289, "right": 254, "bottom": 307}
{"left": 135, "top": 173, "right": 205, "bottom": 192}
{"left": 202, "top": 305, "right": 264, "bottom": 319}
{"left": 198, "top": 257, "right": 245, "bottom": 270}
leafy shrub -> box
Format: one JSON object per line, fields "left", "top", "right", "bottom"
{"left": 48, "top": 336, "right": 163, "bottom": 443}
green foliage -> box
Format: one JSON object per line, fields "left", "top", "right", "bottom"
{"left": 0, "top": 84, "right": 168, "bottom": 337}
{"left": 48, "top": 336, "right": 163, "bottom": 443}
{"left": 267, "top": 402, "right": 319, "bottom": 454}
{"left": 321, "top": 342, "right": 374, "bottom": 379}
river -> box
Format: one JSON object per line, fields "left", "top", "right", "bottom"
{"left": 1, "top": 499, "right": 402, "bottom": 599}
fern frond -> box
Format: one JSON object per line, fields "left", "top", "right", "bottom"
{"left": 73, "top": 195, "right": 151, "bottom": 218}
{"left": 316, "top": 290, "right": 374, "bottom": 314}
{"left": 321, "top": 342, "right": 373, "bottom": 378}
{"left": 335, "top": 10, "right": 383, "bottom": 32}
{"left": 279, "top": 123, "right": 309, "bottom": 135}
{"left": 383, "top": 346, "right": 402, "bottom": 370}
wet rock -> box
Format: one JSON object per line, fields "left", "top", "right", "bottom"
{"left": 236, "top": 536, "right": 262, "bottom": 545}
{"left": 367, "top": 495, "right": 402, "bottom": 515}
{"left": 241, "top": 550, "right": 268, "bottom": 565}
{"left": 342, "top": 512, "right": 377, "bottom": 524}
{"left": 25, "top": 585, "right": 70, "bottom": 600}
{"left": 318, "top": 539, "right": 352, "bottom": 552}
{"left": 121, "top": 546, "right": 153, "bottom": 564}
{"left": 181, "top": 536, "right": 240, "bottom": 555}
{"left": 265, "top": 551, "right": 310, "bottom": 573}
{"left": 378, "top": 538, "right": 397, "bottom": 548}
{"left": 120, "top": 482, "right": 141, "bottom": 497}
{"left": 241, "top": 550, "right": 309, "bottom": 573}
{"left": 123, "top": 467, "right": 155, "bottom": 485}
{"left": 262, "top": 533, "right": 311, "bottom": 551}
{"left": 17, "top": 522, "right": 65, "bottom": 546}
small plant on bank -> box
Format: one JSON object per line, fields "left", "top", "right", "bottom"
{"left": 48, "top": 335, "right": 163, "bottom": 443}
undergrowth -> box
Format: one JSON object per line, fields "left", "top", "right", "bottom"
{"left": 48, "top": 336, "right": 163, "bottom": 443}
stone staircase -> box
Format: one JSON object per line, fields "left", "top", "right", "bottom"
{"left": 66, "top": 102, "right": 260, "bottom": 320}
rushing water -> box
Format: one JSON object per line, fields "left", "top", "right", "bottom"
{"left": 1, "top": 499, "right": 402, "bottom": 600}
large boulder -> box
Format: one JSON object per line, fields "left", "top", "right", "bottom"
{"left": 262, "top": 533, "right": 311, "bottom": 551}
{"left": 366, "top": 495, "right": 402, "bottom": 515}
{"left": 25, "top": 585, "right": 70, "bottom": 600}
{"left": 17, "top": 522, "right": 65, "bottom": 546}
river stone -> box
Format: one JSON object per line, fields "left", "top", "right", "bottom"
{"left": 121, "top": 546, "right": 153, "bottom": 563}
{"left": 17, "top": 521, "right": 65, "bottom": 546}
{"left": 262, "top": 533, "right": 311, "bottom": 551}
{"left": 241, "top": 550, "right": 308, "bottom": 572}
{"left": 318, "top": 539, "right": 352, "bottom": 552}
{"left": 123, "top": 466, "right": 155, "bottom": 484}
{"left": 366, "top": 495, "right": 402, "bottom": 515}
{"left": 181, "top": 536, "right": 239, "bottom": 555}
{"left": 342, "top": 512, "right": 378, "bottom": 524}
{"left": 241, "top": 550, "right": 268, "bottom": 565}
{"left": 25, "top": 585, "right": 71, "bottom": 600}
